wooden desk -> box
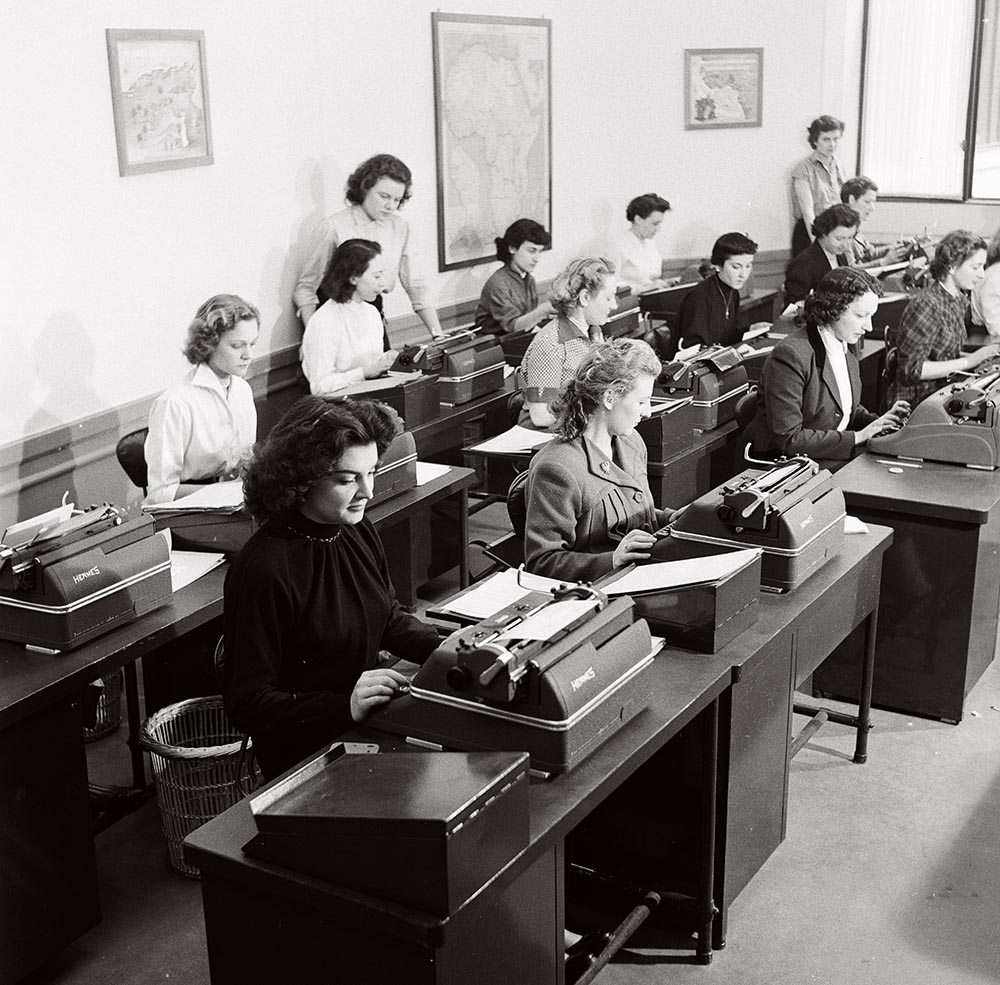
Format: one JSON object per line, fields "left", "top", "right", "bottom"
{"left": 185, "top": 528, "right": 891, "bottom": 976}
{"left": 816, "top": 455, "right": 1000, "bottom": 722}
{"left": 408, "top": 379, "right": 514, "bottom": 460}
{"left": 870, "top": 291, "right": 908, "bottom": 341}
{"left": 737, "top": 288, "right": 780, "bottom": 331}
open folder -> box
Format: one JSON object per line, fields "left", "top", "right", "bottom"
{"left": 142, "top": 480, "right": 244, "bottom": 513}
{"left": 602, "top": 548, "right": 762, "bottom": 596}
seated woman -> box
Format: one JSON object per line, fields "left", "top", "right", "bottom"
{"left": 144, "top": 294, "right": 259, "bottom": 505}
{"left": 524, "top": 338, "right": 679, "bottom": 581}
{"left": 840, "top": 176, "right": 906, "bottom": 268}
{"left": 615, "top": 193, "right": 671, "bottom": 293}
{"left": 747, "top": 268, "right": 910, "bottom": 472}
{"left": 887, "top": 230, "right": 1000, "bottom": 408}
{"left": 300, "top": 238, "right": 397, "bottom": 395}
{"left": 971, "top": 226, "right": 1000, "bottom": 336}
{"left": 677, "top": 232, "right": 758, "bottom": 348}
{"left": 222, "top": 396, "right": 441, "bottom": 779}
{"left": 474, "top": 218, "right": 555, "bottom": 336}
{"left": 783, "top": 204, "right": 860, "bottom": 308}
{"left": 518, "top": 256, "right": 618, "bottom": 429}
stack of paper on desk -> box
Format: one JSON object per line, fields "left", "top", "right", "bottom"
{"left": 603, "top": 549, "right": 762, "bottom": 596}
{"left": 439, "top": 567, "right": 567, "bottom": 620}
{"left": 468, "top": 426, "right": 555, "bottom": 455}
{"left": 170, "top": 550, "right": 225, "bottom": 593}
{"left": 143, "top": 480, "right": 244, "bottom": 514}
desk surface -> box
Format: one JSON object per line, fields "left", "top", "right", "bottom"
{"left": 835, "top": 453, "right": 1000, "bottom": 524}
{"left": 409, "top": 379, "right": 515, "bottom": 457}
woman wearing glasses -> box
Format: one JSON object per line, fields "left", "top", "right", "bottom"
{"left": 222, "top": 396, "right": 441, "bottom": 779}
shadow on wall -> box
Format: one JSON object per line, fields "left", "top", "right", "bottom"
{"left": 576, "top": 198, "right": 615, "bottom": 262}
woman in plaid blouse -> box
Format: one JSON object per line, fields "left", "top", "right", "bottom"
{"left": 886, "top": 231, "right": 1000, "bottom": 409}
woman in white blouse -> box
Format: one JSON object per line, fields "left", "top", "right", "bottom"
{"left": 972, "top": 226, "right": 1000, "bottom": 336}
{"left": 300, "top": 239, "right": 398, "bottom": 394}
{"left": 616, "top": 192, "right": 671, "bottom": 293}
{"left": 144, "top": 295, "right": 259, "bottom": 504}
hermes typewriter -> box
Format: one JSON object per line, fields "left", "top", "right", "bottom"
{"left": 670, "top": 455, "right": 846, "bottom": 591}
{"left": 371, "top": 582, "right": 656, "bottom": 774}
{"left": 869, "top": 366, "right": 1000, "bottom": 469}
{"left": 390, "top": 329, "right": 506, "bottom": 405}
{"left": 655, "top": 344, "right": 749, "bottom": 430}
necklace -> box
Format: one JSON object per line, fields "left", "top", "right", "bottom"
{"left": 716, "top": 280, "right": 734, "bottom": 321}
{"left": 285, "top": 522, "right": 343, "bottom": 544}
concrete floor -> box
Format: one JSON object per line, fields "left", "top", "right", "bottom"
{"left": 21, "top": 505, "right": 1000, "bottom": 984}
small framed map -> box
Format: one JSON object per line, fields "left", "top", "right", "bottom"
{"left": 685, "top": 48, "right": 763, "bottom": 130}
{"left": 431, "top": 13, "right": 552, "bottom": 271}
{"left": 106, "top": 28, "right": 213, "bottom": 177}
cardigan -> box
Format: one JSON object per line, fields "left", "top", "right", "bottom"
{"left": 783, "top": 241, "right": 845, "bottom": 307}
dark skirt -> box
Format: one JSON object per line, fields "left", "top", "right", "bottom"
{"left": 791, "top": 218, "right": 811, "bottom": 258}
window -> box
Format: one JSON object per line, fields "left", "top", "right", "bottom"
{"left": 860, "top": 0, "right": 1000, "bottom": 201}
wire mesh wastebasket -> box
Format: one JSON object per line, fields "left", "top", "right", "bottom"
{"left": 84, "top": 671, "right": 124, "bottom": 742}
{"left": 138, "top": 696, "right": 253, "bottom": 878}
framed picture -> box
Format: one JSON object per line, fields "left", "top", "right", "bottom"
{"left": 684, "top": 48, "right": 763, "bottom": 130}
{"left": 431, "top": 12, "right": 552, "bottom": 271}
{"left": 106, "top": 28, "right": 213, "bottom": 177}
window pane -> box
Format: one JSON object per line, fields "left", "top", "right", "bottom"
{"left": 862, "top": 0, "right": 975, "bottom": 197}
{"left": 972, "top": 0, "right": 1000, "bottom": 198}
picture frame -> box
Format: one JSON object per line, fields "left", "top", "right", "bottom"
{"left": 106, "top": 28, "right": 213, "bottom": 177}
{"left": 684, "top": 48, "right": 763, "bottom": 130}
{"left": 431, "top": 12, "right": 552, "bottom": 271}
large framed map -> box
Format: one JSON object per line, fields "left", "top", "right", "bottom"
{"left": 431, "top": 13, "right": 552, "bottom": 271}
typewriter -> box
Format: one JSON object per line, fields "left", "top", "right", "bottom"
{"left": 655, "top": 345, "right": 749, "bottom": 430}
{"left": 390, "top": 330, "right": 506, "bottom": 405}
{"left": 669, "top": 455, "right": 846, "bottom": 591}
{"left": 869, "top": 367, "right": 1000, "bottom": 469}
{"left": 0, "top": 505, "right": 171, "bottom": 649}
{"left": 371, "top": 582, "right": 656, "bottom": 774}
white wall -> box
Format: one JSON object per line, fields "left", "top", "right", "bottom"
{"left": 2, "top": 0, "right": 850, "bottom": 451}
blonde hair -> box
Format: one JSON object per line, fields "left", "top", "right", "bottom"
{"left": 548, "top": 256, "right": 616, "bottom": 316}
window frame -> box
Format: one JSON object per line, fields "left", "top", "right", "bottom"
{"left": 857, "top": 0, "right": 1000, "bottom": 204}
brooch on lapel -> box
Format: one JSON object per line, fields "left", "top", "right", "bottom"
{"left": 599, "top": 461, "right": 611, "bottom": 474}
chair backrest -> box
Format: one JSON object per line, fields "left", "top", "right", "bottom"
{"left": 116, "top": 428, "right": 149, "bottom": 491}
{"left": 643, "top": 325, "right": 677, "bottom": 361}
{"left": 734, "top": 386, "right": 760, "bottom": 430}
{"left": 506, "top": 390, "right": 525, "bottom": 427}
{"left": 507, "top": 469, "right": 530, "bottom": 540}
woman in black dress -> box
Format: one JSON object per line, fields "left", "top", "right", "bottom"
{"left": 222, "top": 396, "right": 440, "bottom": 779}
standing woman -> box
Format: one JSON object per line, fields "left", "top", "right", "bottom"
{"left": 519, "top": 256, "right": 618, "bottom": 429}
{"left": 971, "top": 226, "right": 1000, "bottom": 336}
{"left": 887, "top": 230, "right": 1000, "bottom": 409}
{"left": 222, "top": 396, "right": 441, "bottom": 779}
{"left": 294, "top": 153, "right": 445, "bottom": 340}
{"left": 616, "top": 193, "right": 671, "bottom": 293}
{"left": 790, "top": 115, "right": 846, "bottom": 257}
{"left": 747, "top": 268, "right": 910, "bottom": 472}
{"left": 300, "top": 239, "right": 398, "bottom": 395}
{"left": 144, "top": 294, "right": 259, "bottom": 505}
{"left": 474, "top": 218, "right": 555, "bottom": 336}
{"left": 524, "top": 338, "right": 680, "bottom": 581}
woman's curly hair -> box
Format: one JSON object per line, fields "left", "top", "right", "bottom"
{"left": 803, "top": 267, "right": 883, "bottom": 328}
{"left": 549, "top": 256, "right": 616, "bottom": 316}
{"left": 806, "top": 114, "right": 844, "bottom": 148}
{"left": 344, "top": 154, "right": 413, "bottom": 207}
{"left": 319, "top": 239, "right": 381, "bottom": 304}
{"left": 929, "top": 229, "right": 988, "bottom": 281}
{"left": 810, "top": 203, "right": 859, "bottom": 240}
{"left": 182, "top": 294, "right": 259, "bottom": 365}
{"left": 552, "top": 338, "right": 661, "bottom": 441}
{"left": 242, "top": 396, "right": 402, "bottom": 523}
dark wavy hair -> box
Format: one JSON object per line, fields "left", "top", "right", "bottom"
{"left": 549, "top": 256, "right": 616, "bottom": 316}
{"left": 987, "top": 226, "right": 1000, "bottom": 270}
{"left": 626, "top": 193, "right": 671, "bottom": 222}
{"left": 803, "top": 267, "right": 883, "bottom": 328}
{"left": 710, "top": 232, "right": 758, "bottom": 267}
{"left": 807, "top": 115, "right": 845, "bottom": 148}
{"left": 242, "top": 396, "right": 402, "bottom": 523}
{"left": 811, "top": 203, "right": 860, "bottom": 239}
{"left": 929, "top": 229, "right": 988, "bottom": 281}
{"left": 319, "top": 239, "right": 382, "bottom": 304}
{"left": 495, "top": 218, "right": 550, "bottom": 263}
{"left": 841, "top": 175, "right": 878, "bottom": 203}
{"left": 552, "top": 338, "right": 661, "bottom": 441}
{"left": 344, "top": 154, "right": 412, "bottom": 207}
{"left": 182, "top": 295, "right": 259, "bottom": 365}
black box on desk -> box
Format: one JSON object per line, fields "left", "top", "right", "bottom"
{"left": 338, "top": 375, "right": 440, "bottom": 428}
{"left": 646, "top": 452, "right": 711, "bottom": 510}
{"left": 637, "top": 397, "right": 698, "bottom": 461}
{"left": 499, "top": 331, "right": 534, "bottom": 367}
{"left": 153, "top": 510, "right": 255, "bottom": 555}
{"left": 368, "top": 431, "right": 418, "bottom": 508}
{"left": 599, "top": 539, "right": 761, "bottom": 653}
{"left": 242, "top": 745, "right": 530, "bottom": 915}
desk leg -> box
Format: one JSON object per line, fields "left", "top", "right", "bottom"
{"left": 698, "top": 696, "right": 719, "bottom": 963}
{"left": 459, "top": 487, "right": 470, "bottom": 589}
{"left": 852, "top": 607, "right": 878, "bottom": 765}
{"left": 123, "top": 661, "right": 145, "bottom": 789}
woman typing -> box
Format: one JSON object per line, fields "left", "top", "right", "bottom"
{"left": 144, "top": 294, "right": 259, "bottom": 505}
{"left": 222, "top": 396, "right": 441, "bottom": 779}
{"left": 300, "top": 239, "right": 397, "bottom": 395}
{"left": 524, "top": 338, "right": 679, "bottom": 581}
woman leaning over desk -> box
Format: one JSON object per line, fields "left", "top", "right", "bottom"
{"left": 222, "top": 396, "right": 441, "bottom": 779}
{"left": 524, "top": 338, "right": 680, "bottom": 582}
{"left": 886, "top": 230, "right": 1000, "bottom": 409}
{"left": 300, "top": 239, "right": 398, "bottom": 396}
{"left": 144, "top": 294, "right": 259, "bottom": 505}
{"left": 747, "top": 268, "right": 910, "bottom": 472}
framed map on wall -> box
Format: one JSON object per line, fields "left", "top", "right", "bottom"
{"left": 684, "top": 48, "right": 763, "bottom": 130}
{"left": 431, "top": 13, "right": 552, "bottom": 271}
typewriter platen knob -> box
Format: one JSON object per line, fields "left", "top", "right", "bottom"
{"left": 446, "top": 665, "right": 472, "bottom": 691}
{"left": 717, "top": 504, "right": 736, "bottom": 524}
